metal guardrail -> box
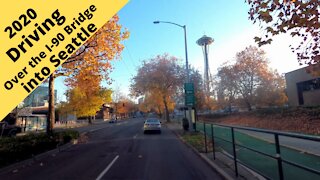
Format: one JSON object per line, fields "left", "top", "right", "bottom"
{"left": 199, "top": 122, "right": 320, "bottom": 180}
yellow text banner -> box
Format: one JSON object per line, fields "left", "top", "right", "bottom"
{"left": 0, "top": 0, "right": 129, "bottom": 120}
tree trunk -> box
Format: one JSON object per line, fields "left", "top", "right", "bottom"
{"left": 157, "top": 107, "right": 162, "bottom": 118}
{"left": 88, "top": 116, "right": 92, "bottom": 124}
{"left": 245, "top": 99, "right": 252, "bottom": 111}
{"left": 163, "top": 97, "right": 170, "bottom": 122}
{"left": 48, "top": 74, "right": 55, "bottom": 135}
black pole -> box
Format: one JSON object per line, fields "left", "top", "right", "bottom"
{"left": 275, "top": 134, "right": 284, "bottom": 180}
{"left": 211, "top": 124, "right": 216, "bottom": 160}
{"left": 203, "top": 122, "right": 208, "bottom": 153}
{"left": 231, "top": 127, "right": 238, "bottom": 177}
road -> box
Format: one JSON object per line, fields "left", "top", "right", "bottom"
{"left": 0, "top": 118, "right": 222, "bottom": 180}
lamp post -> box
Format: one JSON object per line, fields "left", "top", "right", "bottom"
{"left": 153, "top": 21, "right": 189, "bottom": 82}
{"left": 153, "top": 21, "right": 194, "bottom": 131}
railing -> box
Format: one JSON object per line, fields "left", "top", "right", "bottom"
{"left": 197, "top": 122, "right": 320, "bottom": 180}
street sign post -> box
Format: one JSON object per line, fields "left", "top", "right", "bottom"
{"left": 184, "top": 82, "right": 196, "bottom": 131}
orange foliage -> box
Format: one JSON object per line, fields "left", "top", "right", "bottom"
{"left": 131, "top": 54, "right": 184, "bottom": 121}
{"left": 62, "top": 15, "right": 128, "bottom": 117}
{"left": 63, "top": 14, "right": 129, "bottom": 87}
{"left": 217, "top": 46, "right": 287, "bottom": 110}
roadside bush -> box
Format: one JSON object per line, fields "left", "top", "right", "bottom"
{"left": 54, "top": 130, "right": 79, "bottom": 144}
{"left": 0, "top": 130, "right": 79, "bottom": 168}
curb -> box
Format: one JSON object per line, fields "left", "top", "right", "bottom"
{"left": 0, "top": 132, "right": 87, "bottom": 174}
{"left": 167, "top": 125, "right": 233, "bottom": 180}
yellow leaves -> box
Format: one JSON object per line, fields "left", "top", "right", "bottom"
{"left": 66, "top": 86, "right": 112, "bottom": 117}
{"left": 61, "top": 13, "right": 129, "bottom": 118}
{"left": 139, "top": 91, "right": 175, "bottom": 114}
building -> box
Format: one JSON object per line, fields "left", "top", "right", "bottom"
{"left": 95, "top": 104, "right": 112, "bottom": 120}
{"left": 285, "top": 67, "right": 320, "bottom": 106}
{"left": 23, "top": 86, "right": 57, "bottom": 107}
{"left": 13, "top": 86, "right": 57, "bottom": 132}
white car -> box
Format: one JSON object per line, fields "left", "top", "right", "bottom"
{"left": 143, "top": 118, "right": 161, "bottom": 134}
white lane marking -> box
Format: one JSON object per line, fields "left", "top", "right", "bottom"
{"left": 96, "top": 155, "right": 119, "bottom": 180}
{"left": 133, "top": 133, "right": 138, "bottom": 139}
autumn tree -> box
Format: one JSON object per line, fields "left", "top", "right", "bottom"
{"left": 111, "top": 85, "right": 125, "bottom": 118}
{"left": 140, "top": 91, "right": 176, "bottom": 117}
{"left": 217, "top": 46, "right": 287, "bottom": 110}
{"left": 255, "top": 72, "right": 288, "bottom": 107}
{"left": 47, "top": 15, "right": 128, "bottom": 133}
{"left": 130, "top": 54, "right": 184, "bottom": 122}
{"left": 116, "top": 97, "right": 136, "bottom": 118}
{"left": 217, "top": 64, "right": 238, "bottom": 111}
{"left": 65, "top": 70, "right": 112, "bottom": 123}
{"left": 234, "top": 46, "right": 270, "bottom": 110}
{"left": 140, "top": 92, "right": 163, "bottom": 116}
{"left": 246, "top": 0, "right": 320, "bottom": 75}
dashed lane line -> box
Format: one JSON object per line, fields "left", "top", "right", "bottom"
{"left": 96, "top": 155, "right": 119, "bottom": 180}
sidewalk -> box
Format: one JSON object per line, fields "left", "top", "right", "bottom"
{"left": 165, "top": 122, "right": 264, "bottom": 180}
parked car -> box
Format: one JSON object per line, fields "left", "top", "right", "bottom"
{"left": 0, "top": 122, "right": 22, "bottom": 137}
{"left": 143, "top": 118, "right": 161, "bottom": 134}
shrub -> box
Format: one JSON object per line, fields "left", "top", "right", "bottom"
{"left": 54, "top": 130, "right": 79, "bottom": 144}
{"left": 0, "top": 130, "right": 79, "bottom": 168}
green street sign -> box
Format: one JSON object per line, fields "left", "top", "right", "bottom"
{"left": 185, "top": 94, "right": 195, "bottom": 106}
{"left": 184, "top": 83, "right": 195, "bottom": 106}
{"left": 184, "top": 83, "right": 194, "bottom": 94}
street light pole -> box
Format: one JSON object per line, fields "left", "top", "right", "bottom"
{"left": 183, "top": 25, "right": 190, "bottom": 82}
{"left": 153, "top": 21, "right": 189, "bottom": 82}
{"left": 153, "top": 21, "right": 193, "bottom": 131}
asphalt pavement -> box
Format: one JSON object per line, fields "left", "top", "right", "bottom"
{"left": 0, "top": 118, "right": 223, "bottom": 180}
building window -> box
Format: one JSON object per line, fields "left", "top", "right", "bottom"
{"left": 296, "top": 78, "right": 320, "bottom": 105}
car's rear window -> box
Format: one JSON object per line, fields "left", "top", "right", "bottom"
{"left": 146, "top": 119, "right": 159, "bottom": 123}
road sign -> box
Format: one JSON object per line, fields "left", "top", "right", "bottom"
{"left": 184, "top": 83, "right": 195, "bottom": 106}
{"left": 184, "top": 83, "right": 194, "bottom": 94}
{"left": 185, "top": 94, "right": 195, "bottom": 106}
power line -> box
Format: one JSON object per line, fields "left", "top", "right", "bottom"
{"left": 124, "top": 41, "right": 138, "bottom": 68}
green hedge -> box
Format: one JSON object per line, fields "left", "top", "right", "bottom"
{"left": 0, "top": 130, "right": 79, "bottom": 168}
